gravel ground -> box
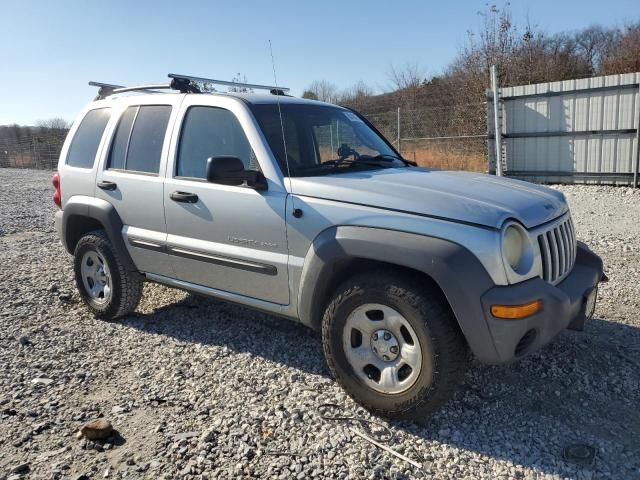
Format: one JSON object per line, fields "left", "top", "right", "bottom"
{"left": 0, "top": 168, "right": 638, "bottom": 480}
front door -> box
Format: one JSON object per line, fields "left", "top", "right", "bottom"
{"left": 163, "top": 102, "right": 289, "bottom": 305}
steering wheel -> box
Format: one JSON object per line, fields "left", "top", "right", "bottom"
{"left": 337, "top": 143, "right": 359, "bottom": 161}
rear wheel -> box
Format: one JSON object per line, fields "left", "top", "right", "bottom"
{"left": 73, "top": 230, "right": 142, "bottom": 320}
{"left": 321, "top": 271, "right": 468, "bottom": 420}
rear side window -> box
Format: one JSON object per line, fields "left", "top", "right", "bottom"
{"left": 66, "top": 108, "right": 111, "bottom": 168}
{"left": 108, "top": 105, "right": 171, "bottom": 174}
{"left": 108, "top": 107, "right": 136, "bottom": 170}
{"left": 176, "top": 106, "right": 256, "bottom": 179}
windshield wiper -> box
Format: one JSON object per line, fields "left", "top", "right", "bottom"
{"left": 293, "top": 154, "right": 415, "bottom": 172}
{"left": 324, "top": 157, "right": 397, "bottom": 169}
{"left": 294, "top": 158, "right": 387, "bottom": 170}
{"left": 359, "top": 154, "right": 417, "bottom": 166}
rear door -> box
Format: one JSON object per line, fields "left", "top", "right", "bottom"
{"left": 163, "top": 95, "right": 289, "bottom": 304}
{"left": 95, "top": 95, "right": 183, "bottom": 277}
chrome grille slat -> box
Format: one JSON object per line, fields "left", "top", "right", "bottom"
{"left": 538, "top": 234, "right": 551, "bottom": 281}
{"left": 572, "top": 220, "right": 577, "bottom": 258}
{"left": 563, "top": 222, "right": 572, "bottom": 270}
{"left": 559, "top": 223, "right": 569, "bottom": 273}
{"left": 537, "top": 214, "right": 577, "bottom": 285}
{"left": 569, "top": 219, "right": 576, "bottom": 266}
{"left": 547, "top": 231, "right": 559, "bottom": 282}
{"left": 570, "top": 221, "right": 575, "bottom": 268}
{"left": 555, "top": 228, "right": 566, "bottom": 276}
{"left": 567, "top": 224, "right": 573, "bottom": 269}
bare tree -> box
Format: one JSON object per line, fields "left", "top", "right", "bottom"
{"left": 387, "top": 63, "right": 425, "bottom": 119}
{"left": 601, "top": 23, "right": 640, "bottom": 74}
{"left": 574, "top": 25, "right": 616, "bottom": 74}
{"left": 388, "top": 62, "right": 424, "bottom": 91}
{"left": 305, "top": 80, "right": 340, "bottom": 103}
{"left": 445, "top": 4, "right": 601, "bottom": 97}
{"left": 301, "top": 90, "right": 319, "bottom": 100}
{"left": 36, "top": 118, "right": 70, "bottom": 130}
{"left": 339, "top": 81, "right": 374, "bottom": 108}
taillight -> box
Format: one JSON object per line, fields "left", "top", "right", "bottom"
{"left": 52, "top": 173, "right": 61, "bottom": 209}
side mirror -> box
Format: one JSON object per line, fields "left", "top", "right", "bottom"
{"left": 206, "top": 156, "right": 267, "bottom": 191}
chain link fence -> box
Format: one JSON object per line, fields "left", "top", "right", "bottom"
{"left": 363, "top": 103, "right": 488, "bottom": 172}
{"left": 0, "top": 128, "right": 67, "bottom": 170}
{"left": 0, "top": 101, "right": 488, "bottom": 172}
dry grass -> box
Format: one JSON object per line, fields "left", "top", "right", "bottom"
{"left": 400, "top": 147, "right": 487, "bottom": 172}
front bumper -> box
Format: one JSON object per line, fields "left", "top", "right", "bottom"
{"left": 478, "top": 242, "right": 603, "bottom": 363}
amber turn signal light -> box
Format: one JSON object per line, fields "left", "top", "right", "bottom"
{"left": 491, "top": 300, "right": 542, "bottom": 319}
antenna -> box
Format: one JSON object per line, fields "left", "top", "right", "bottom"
{"left": 268, "top": 40, "right": 295, "bottom": 202}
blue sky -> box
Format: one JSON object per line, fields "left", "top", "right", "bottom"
{"left": 0, "top": 0, "right": 636, "bottom": 125}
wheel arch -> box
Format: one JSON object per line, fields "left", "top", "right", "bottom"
{"left": 61, "top": 196, "right": 137, "bottom": 272}
{"left": 65, "top": 214, "right": 104, "bottom": 253}
{"left": 297, "top": 226, "right": 500, "bottom": 362}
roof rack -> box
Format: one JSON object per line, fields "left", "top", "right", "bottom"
{"left": 90, "top": 74, "right": 291, "bottom": 100}
{"left": 89, "top": 81, "right": 173, "bottom": 100}
{"left": 89, "top": 81, "right": 123, "bottom": 100}
{"left": 168, "top": 73, "right": 290, "bottom": 94}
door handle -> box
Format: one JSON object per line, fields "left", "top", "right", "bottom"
{"left": 97, "top": 180, "right": 117, "bottom": 191}
{"left": 170, "top": 191, "right": 199, "bottom": 203}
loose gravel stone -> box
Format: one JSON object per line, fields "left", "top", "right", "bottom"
{"left": 31, "top": 378, "right": 54, "bottom": 386}
{"left": 9, "top": 463, "right": 30, "bottom": 474}
{"left": 0, "top": 168, "right": 639, "bottom": 479}
{"left": 79, "top": 419, "right": 113, "bottom": 441}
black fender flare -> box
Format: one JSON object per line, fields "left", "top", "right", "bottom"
{"left": 297, "top": 226, "right": 500, "bottom": 363}
{"left": 60, "top": 196, "right": 137, "bottom": 272}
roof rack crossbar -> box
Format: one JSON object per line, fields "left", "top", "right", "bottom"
{"left": 89, "top": 81, "right": 125, "bottom": 89}
{"left": 90, "top": 73, "right": 291, "bottom": 100}
{"left": 89, "top": 81, "right": 172, "bottom": 100}
{"left": 168, "top": 73, "right": 290, "bottom": 93}
{"left": 111, "top": 84, "right": 172, "bottom": 94}
{"left": 89, "top": 81, "right": 124, "bottom": 100}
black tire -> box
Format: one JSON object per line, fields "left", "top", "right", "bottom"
{"left": 321, "top": 270, "right": 468, "bottom": 421}
{"left": 73, "top": 230, "right": 143, "bottom": 320}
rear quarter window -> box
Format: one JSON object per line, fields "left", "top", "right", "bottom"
{"left": 66, "top": 108, "right": 111, "bottom": 168}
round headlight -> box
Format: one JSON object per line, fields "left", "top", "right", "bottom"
{"left": 503, "top": 225, "right": 525, "bottom": 269}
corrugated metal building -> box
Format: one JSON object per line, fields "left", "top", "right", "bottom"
{"left": 488, "top": 72, "right": 640, "bottom": 186}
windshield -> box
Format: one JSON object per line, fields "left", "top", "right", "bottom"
{"left": 250, "top": 103, "right": 405, "bottom": 177}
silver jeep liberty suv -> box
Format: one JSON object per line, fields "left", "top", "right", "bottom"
{"left": 54, "top": 74, "right": 604, "bottom": 420}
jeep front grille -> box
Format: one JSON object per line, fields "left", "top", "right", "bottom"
{"left": 537, "top": 217, "right": 576, "bottom": 284}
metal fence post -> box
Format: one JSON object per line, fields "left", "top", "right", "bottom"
{"left": 32, "top": 137, "right": 40, "bottom": 169}
{"left": 397, "top": 107, "right": 401, "bottom": 153}
{"left": 491, "top": 65, "right": 503, "bottom": 176}
{"left": 634, "top": 83, "right": 640, "bottom": 188}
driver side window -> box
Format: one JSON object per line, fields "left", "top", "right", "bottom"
{"left": 176, "top": 106, "right": 258, "bottom": 179}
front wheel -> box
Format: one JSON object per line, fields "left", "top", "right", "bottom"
{"left": 73, "top": 230, "right": 143, "bottom": 320}
{"left": 321, "top": 271, "right": 468, "bottom": 420}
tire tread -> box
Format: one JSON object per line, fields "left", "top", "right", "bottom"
{"left": 321, "top": 270, "right": 468, "bottom": 420}
{"left": 74, "top": 230, "right": 142, "bottom": 320}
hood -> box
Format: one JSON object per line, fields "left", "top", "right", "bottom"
{"left": 290, "top": 168, "right": 568, "bottom": 229}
